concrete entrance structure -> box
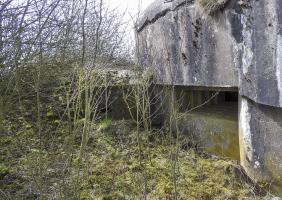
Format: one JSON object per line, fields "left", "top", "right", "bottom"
{"left": 137, "top": 0, "right": 282, "bottom": 195}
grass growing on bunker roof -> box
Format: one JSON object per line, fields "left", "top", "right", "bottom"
{"left": 198, "top": 0, "right": 230, "bottom": 15}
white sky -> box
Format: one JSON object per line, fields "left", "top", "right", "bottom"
{"left": 106, "top": 0, "right": 154, "bottom": 18}
{"left": 105, "top": 0, "right": 155, "bottom": 52}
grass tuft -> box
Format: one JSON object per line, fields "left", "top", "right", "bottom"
{"left": 198, "top": 0, "right": 230, "bottom": 15}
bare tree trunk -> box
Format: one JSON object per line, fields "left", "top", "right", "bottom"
{"left": 81, "top": 0, "right": 88, "bottom": 67}
{"left": 93, "top": 0, "right": 103, "bottom": 66}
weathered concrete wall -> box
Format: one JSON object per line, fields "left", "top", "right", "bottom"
{"left": 137, "top": 0, "right": 282, "bottom": 196}
{"left": 239, "top": 97, "right": 282, "bottom": 194}
{"left": 240, "top": 0, "right": 282, "bottom": 108}
{"left": 137, "top": 0, "right": 239, "bottom": 88}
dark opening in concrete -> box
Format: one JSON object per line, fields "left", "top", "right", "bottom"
{"left": 175, "top": 88, "right": 240, "bottom": 160}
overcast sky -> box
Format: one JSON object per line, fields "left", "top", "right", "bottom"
{"left": 105, "top": 0, "right": 155, "bottom": 49}
{"left": 106, "top": 0, "right": 154, "bottom": 18}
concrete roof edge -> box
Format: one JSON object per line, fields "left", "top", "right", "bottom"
{"left": 136, "top": 0, "right": 193, "bottom": 32}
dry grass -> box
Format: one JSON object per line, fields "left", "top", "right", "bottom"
{"left": 198, "top": 0, "right": 230, "bottom": 15}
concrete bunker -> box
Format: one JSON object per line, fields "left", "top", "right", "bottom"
{"left": 137, "top": 0, "right": 282, "bottom": 196}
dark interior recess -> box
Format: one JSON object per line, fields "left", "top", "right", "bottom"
{"left": 174, "top": 88, "right": 239, "bottom": 119}
{"left": 225, "top": 91, "right": 238, "bottom": 102}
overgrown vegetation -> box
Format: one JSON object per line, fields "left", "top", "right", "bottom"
{"left": 197, "top": 0, "right": 230, "bottom": 14}
{"left": 0, "top": 114, "right": 271, "bottom": 199}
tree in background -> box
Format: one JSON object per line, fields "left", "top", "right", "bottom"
{"left": 0, "top": 0, "right": 132, "bottom": 198}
